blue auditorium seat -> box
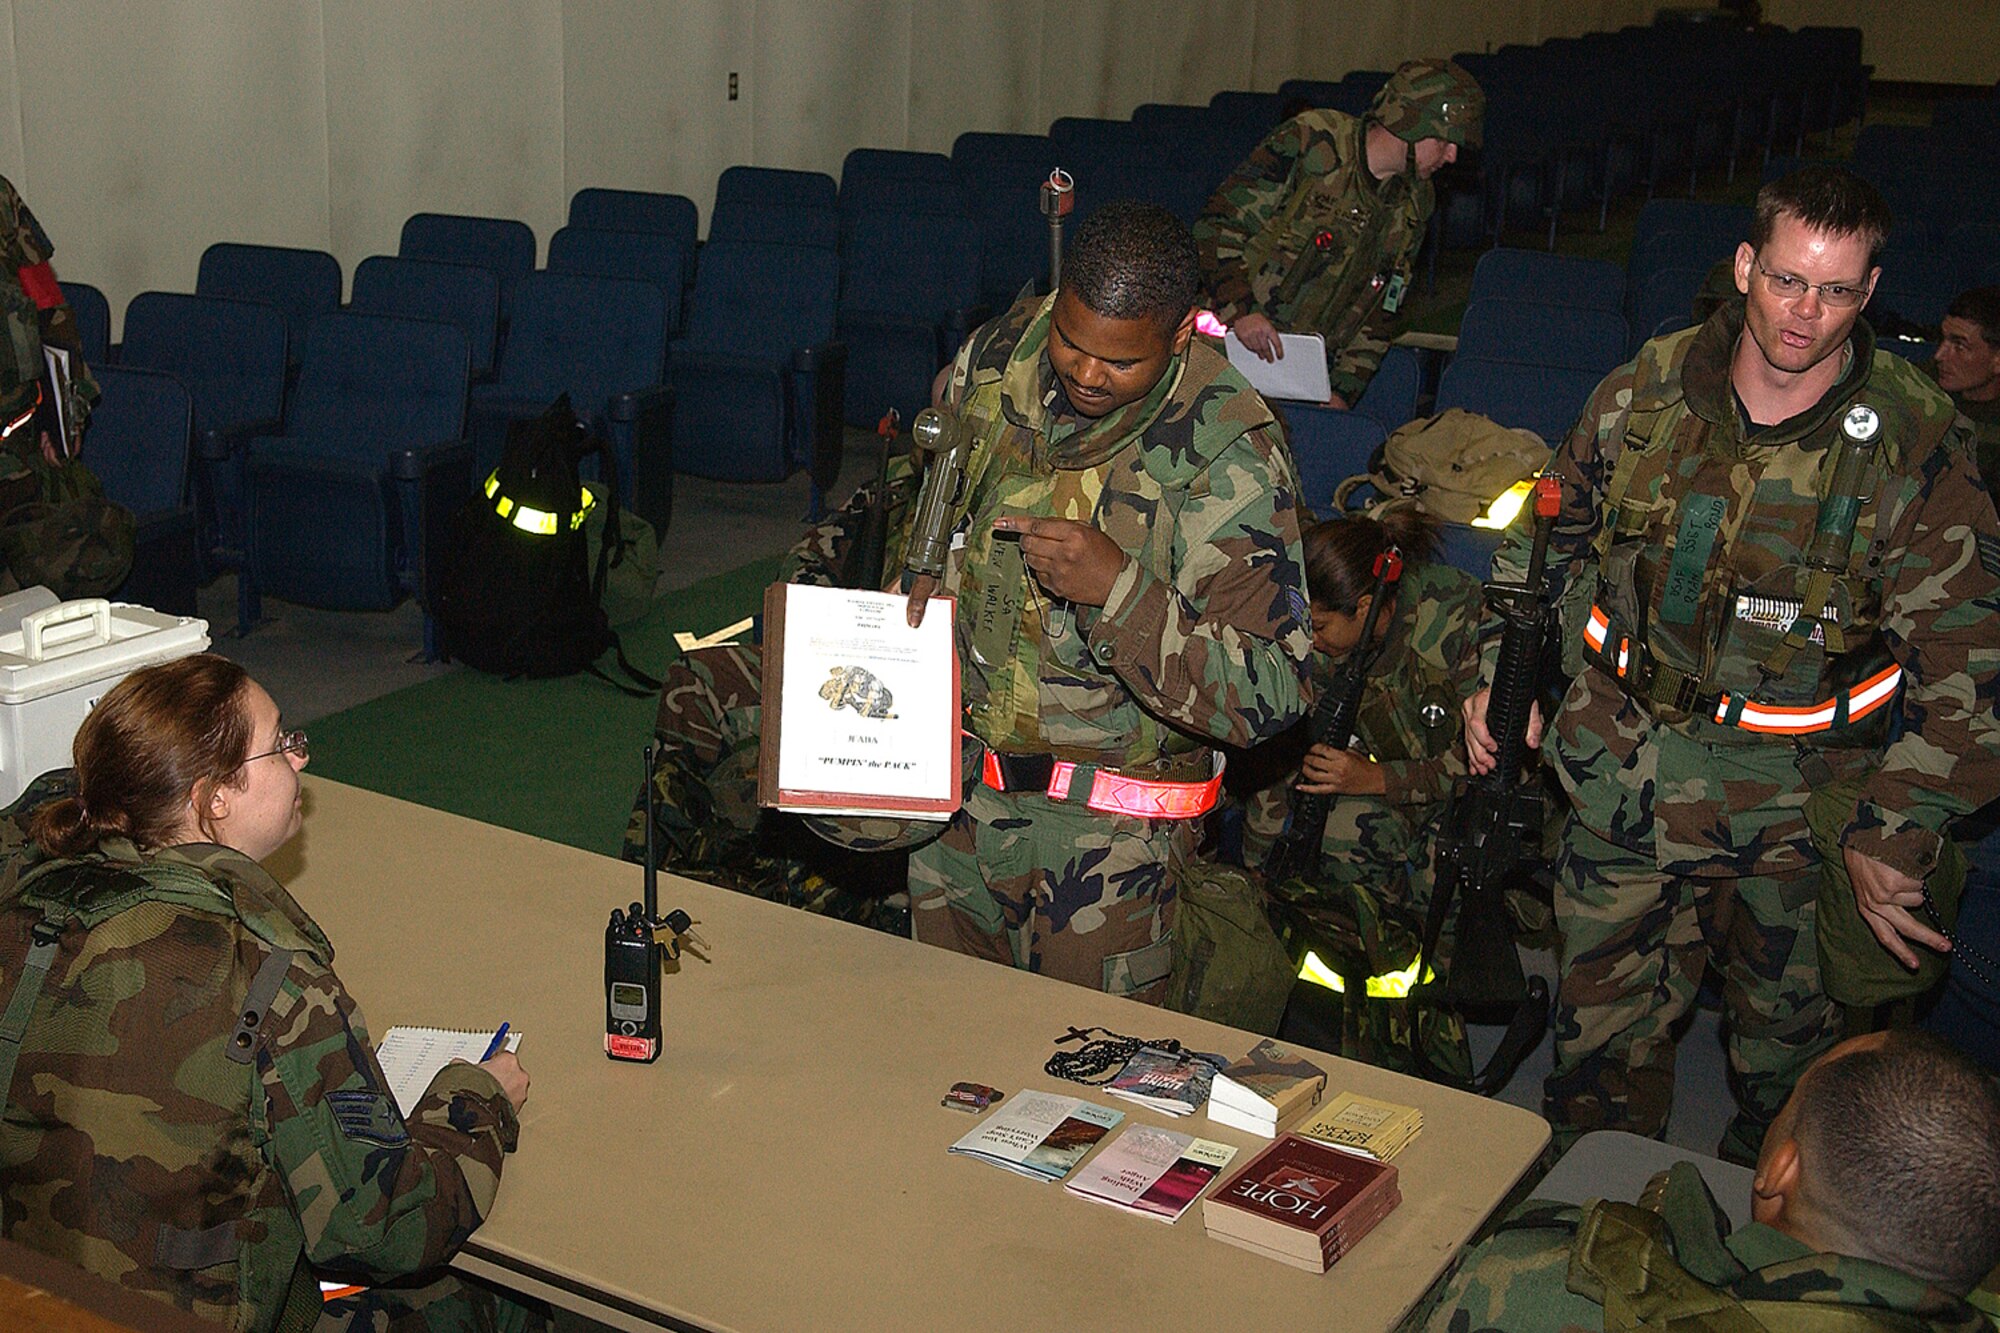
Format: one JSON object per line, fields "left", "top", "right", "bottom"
{"left": 84, "top": 365, "right": 198, "bottom": 616}
{"left": 837, "top": 211, "right": 984, "bottom": 430}
{"left": 708, "top": 200, "right": 839, "bottom": 251}
{"left": 1435, "top": 354, "right": 1600, "bottom": 446}
{"left": 668, "top": 241, "right": 844, "bottom": 515}
{"left": 715, "top": 165, "right": 837, "bottom": 211}
{"left": 1280, "top": 405, "right": 1386, "bottom": 519}
{"left": 546, "top": 226, "right": 686, "bottom": 333}
{"left": 63, "top": 281, "right": 110, "bottom": 366}
{"left": 244, "top": 312, "right": 471, "bottom": 618}
{"left": 349, "top": 255, "right": 501, "bottom": 377}
{"left": 466, "top": 272, "right": 672, "bottom": 535}
{"left": 196, "top": 242, "right": 341, "bottom": 353}
{"left": 1456, "top": 300, "right": 1629, "bottom": 374}
{"left": 119, "top": 291, "right": 288, "bottom": 614}
{"left": 1469, "top": 249, "right": 1625, "bottom": 313}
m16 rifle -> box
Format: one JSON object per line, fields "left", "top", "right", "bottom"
{"left": 1414, "top": 474, "right": 1562, "bottom": 1095}
{"left": 1261, "top": 547, "right": 1404, "bottom": 887}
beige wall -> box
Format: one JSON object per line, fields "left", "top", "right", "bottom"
{"left": 0, "top": 0, "right": 1981, "bottom": 334}
{"left": 1762, "top": 0, "right": 2000, "bottom": 88}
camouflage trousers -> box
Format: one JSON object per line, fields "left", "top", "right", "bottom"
{"left": 621, "top": 643, "right": 909, "bottom": 936}
{"left": 1545, "top": 818, "right": 1841, "bottom": 1166}
{"left": 908, "top": 783, "right": 1185, "bottom": 1003}
{"left": 315, "top": 1271, "right": 547, "bottom": 1332}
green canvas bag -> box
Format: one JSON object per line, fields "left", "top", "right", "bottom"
{"left": 1165, "top": 855, "right": 1294, "bottom": 1036}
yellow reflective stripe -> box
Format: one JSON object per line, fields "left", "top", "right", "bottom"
{"left": 1472, "top": 478, "right": 1536, "bottom": 530}
{"left": 484, "top": 475, "right": 597, "bottom": 536}
{"left": 1297, "top": 949, "right": 1433, "bottom": 998}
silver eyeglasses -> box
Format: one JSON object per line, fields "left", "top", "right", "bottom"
{"left": 1754, "top": 261, "right": 1870, "bottom": 309}
{"left": 241, "top": 729, "right": 309, "bottom": 766}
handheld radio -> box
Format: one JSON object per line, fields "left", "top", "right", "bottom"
{"left": 607, "top": 744, "right": 699, "bottom": 1062}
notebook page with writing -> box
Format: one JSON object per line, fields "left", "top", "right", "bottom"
{"left": 374, "top": 1026, "right": 522, "bottom": 1115}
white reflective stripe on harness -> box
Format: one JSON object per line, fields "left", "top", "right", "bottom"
{"left": 1711, "top": 662, "right": 1903, "bottom": 734}
{"left": 1, "top": 388, "right": 40, "bottom": 440}
{"left": 1582, "top": 604, "right": 1631, "bottom": 678}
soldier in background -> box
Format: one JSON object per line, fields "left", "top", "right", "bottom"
{"left": 1421, "top": 1029, "right": 2000, "bottom": 1332}
{"left": 1465, "top": 165, "right": 2000, "bottom": 1165}
{"left": 0, "top": 655, "right": 542, "bottom": 1332}
{"left": 1195, "top": 59, "right": 1483, "bottom": 409}
{"left": 1932, "top": 287, "right": 2000, "bottom": 492}
{"left": 0, "top": 173, "right": 128, "bottom": 598}
{"left": 901, "top": 201, "right": 1313, "bottom": 1003}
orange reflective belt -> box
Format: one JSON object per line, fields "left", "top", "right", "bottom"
{"left": 1711, "top": 661, "right": 1903, "bottom": 734}
{"left": 1584, "top": 604, "right": 1903, "bottom": 734}
{"left": 980, "top": 751, "right": 1224, "bottom": 820}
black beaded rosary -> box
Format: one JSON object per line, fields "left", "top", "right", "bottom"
{"left": 1043, "top": 1025, "right": 1184, "bottom": 1085}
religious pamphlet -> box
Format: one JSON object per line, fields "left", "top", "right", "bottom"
{"left": 1202, "top": 1133, "right": 1401, "bottom": 1273}
{"left": 759, "top": 582, "right": 961, "bottom": 819}
{"left": 1102, "top": 1045, "right": 1226, "bottom": 1117}
{"left": 1295, "top": 1091, "right": 1424, "bottom": 1162}
{"left": 1063, "top": 1125, "right": 1238, "bottom": 1223}
{"left": 948, "top": 1090, "right": 1124, "bottom": 1184}
{"left": 1207, "top": 1039, "right": 1327, "bottom": 1138}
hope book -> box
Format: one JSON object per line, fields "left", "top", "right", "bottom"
{"left": 1201, "top": 1133, "right": 1400, "bottom": 1272}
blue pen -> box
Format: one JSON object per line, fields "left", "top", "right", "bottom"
{"left": 480, "top": 1023, "right": 510, "bottom": 1061}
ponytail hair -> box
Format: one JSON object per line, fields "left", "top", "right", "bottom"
{"left": 1300, "top": 508, "right": 1441, "bottom": 613}
{"left": 29, "top": 654, "right": 254, "bottom": 857}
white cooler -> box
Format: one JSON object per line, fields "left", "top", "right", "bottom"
{"left": 0, "top": 599, "right": 211, "bottom": 804}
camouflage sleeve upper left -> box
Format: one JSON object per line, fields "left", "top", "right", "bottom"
{"left": 1085, "top": 424, "right": 1313, "bottom": 748}
{"left": 259, "top": 954, "right": 518, "bottom": 1283}
{"left": 1195, "top": 121, "right": 1306, "bottom": 326}
{"left": 1843, "top": 425, "right": 2000, "bottom": 878}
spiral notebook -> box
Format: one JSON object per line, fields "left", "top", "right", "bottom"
{"left": 374, "top": 1026, "right": 522, "bottom": 1115}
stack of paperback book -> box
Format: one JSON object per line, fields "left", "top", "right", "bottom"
{"left": 1295, "top": 1091, "right": 1423, "bottom": 1162}
{"left": 1200, "top": 1133, "right": 1401, "bottom": 1272}
{"left": 1206, "top": 1039, "right": 1327, "bottom": 1137}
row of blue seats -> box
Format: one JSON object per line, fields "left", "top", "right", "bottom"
{"left": 1447, "top": 23, "right": 1864, "bottom": 252}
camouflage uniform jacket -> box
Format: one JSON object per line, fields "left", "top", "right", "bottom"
{"left": 0, "top": 174, "right": 98, "bottom": 432}
{"left": 1943, "top": 389, "right": 2000, "bottom": 498}
{"left": 1245, "top": 559, "right": 1483, "bottom": 854}
{"left": 1424, "top": 1162, "right": 1987, "bottom": 1331}
{"left": 1194, "top": 110, "right": 1432, "bottom": 403}
{"left": 935, "top": 293, "right": 1313, "bottom": 773}
{"left": 1506, "top": 300, "right": 2000, "bottom": 882}
{"left": 0, "top": 838, "right": 519, "bottom": 1333}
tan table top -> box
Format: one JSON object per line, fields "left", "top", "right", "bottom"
{"left": 276, "top": 777, "right": 1548, "bottom": 1333}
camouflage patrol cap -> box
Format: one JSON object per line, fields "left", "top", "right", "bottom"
{"left": 1368, "top": 58, "right": 1485, "bottom": 149}
{"left": 803, "top": 812, "right": 948, "bottom": 853}
{"left": 802, "top": 728, "right": 983, "bottom": 852}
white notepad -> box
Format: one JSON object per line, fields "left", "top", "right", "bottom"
{"left": 374, "top": 1026, "right": 522, "bottom": 1115}
{"left": 1224, "top": 330, "right": 1332, "bottom": 402}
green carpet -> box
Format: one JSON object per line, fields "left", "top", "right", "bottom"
{"left": 309, "top": 556, "right": 784, "bottom": 857}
